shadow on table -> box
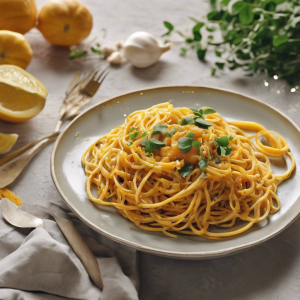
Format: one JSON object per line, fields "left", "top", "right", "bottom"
{"left": 139, "top": 219, "right": 300, "bottom": 300}
{"left": 129, "top": 61, "right": 169, "bottom": 81}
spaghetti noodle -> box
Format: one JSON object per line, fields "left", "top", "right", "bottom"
{"left": 82, "top": 103, "right": 295, "bottom": 239}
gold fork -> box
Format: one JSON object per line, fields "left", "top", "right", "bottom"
{"left": 0, "top": 66, "right": 109, "bottom": 188}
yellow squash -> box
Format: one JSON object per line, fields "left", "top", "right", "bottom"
{"left": 0, "top": 0, "right": 37, "bottom": 34}
{"left": 37, "top": 0, "right": 93, "bottom": 47}
{"left": 0, "top": 30, "right": 33, "bottom": 69}
{"left": 0, "top": 65, "right": 48, "bottom": 123}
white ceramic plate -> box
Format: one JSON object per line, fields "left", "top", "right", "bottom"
{"left": 51, "top": 86, "right": 300, "bottom": 259}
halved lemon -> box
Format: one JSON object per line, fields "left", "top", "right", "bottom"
{"left": 0, "top": 132, "right": 18, "bottom": 154}
{"left": 0, "top": 65, "right": 48, "bottom": 123}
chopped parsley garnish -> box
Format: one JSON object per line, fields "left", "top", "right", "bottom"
{"left": 166, "top": 127, "right": 178, "bottom": 138}
{"left": 229, "top": 136, "right": 234, "bottom": 141}
{"left": 200, "top": 172, "right": 206, "bottom": 179}
{"left": 178, "top": 163, "right": 194, "bottom": 178}
{"left": 198, "top": 157, "right": 208, "bottom": 170}
{"left": 142, "top": 132, "right": 148, "bottom": 137}
{"left": 215, "top": 136, "right": 232, "bottom": 156}
{"left": 127, "top": 141, "right": 133, "bottom": 146}
{"left": 129, "top": 127, "right": 139, "bottom": 140}
{"left": 141, "top": 137, "right": 166, "bottom": 155}
{"left": 152, "top": 124, "right": 168, "bottom": 135}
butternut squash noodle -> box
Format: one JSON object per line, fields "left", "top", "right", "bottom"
{"left": 82, "top": 102, "right": 295, "bottom": 239}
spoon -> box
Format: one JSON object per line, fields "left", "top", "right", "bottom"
{"left": 0, "top": 199, "right": 103, "bottom": 290}
{"left": 0, "top": 198, "right": 44, "bottom": 229}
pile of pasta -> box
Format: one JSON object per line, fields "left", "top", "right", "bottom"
{"left": 82, "top": 102, "right": 295, "bottom": 239}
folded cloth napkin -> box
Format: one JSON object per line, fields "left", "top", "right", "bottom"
{"left": 0, "top": 202, "right": 139, "bottom": 300}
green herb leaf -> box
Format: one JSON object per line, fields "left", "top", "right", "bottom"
{"left": 217, "top": 146, "right": 226, "bottom": 156}
{"left": 187, "top": 132, "right": 195, "bottom": 138}
{"left": 273, "top": 35, "right": 288, "bottom": 47}
{"left": 91, "top": 47, "right": 103, "bottom": 55}
{"left": 127, "top": 141, "right": 133, "bottom": 146}
{"left": 232, "top": 1, "right": 245, "bottom": 15}
{"left": 178, "top": 163, "right": 194, "bottom": 178}
{"left": 181, "top": 116, "right": 195, "bottom": 125}
{"left": 239, "top": 4, "right": 254, "bottom": 25}
{"left": 199, "top": 157, "right": 208, "bottom": 170}
{"left": 195, "top": 118, "right": 212, "bottom": 129}
{"left": 141, "top": 138, "right": 166, "bottom": 154}
{"left": 180, "top": 48, "right": 188, "bottom": 56}
{"left": 215, "top": 136, "right": 229, "bottom": 147}
{"left": 211, "top": 68, "right": 217, "bottom": 76}
{"left": 225, "top": 146, "right": 232, "bottom": 155}
{"left": 203, "top": 108, "right": 216, "bottom": 114}
{"left": 69, "top": 50, "right": 87, "bottom": 60}
{"left": 229, "top": 136, "right": 234, "bottom": 141}
{"left": 162, "top": 21, "right": 174, "bottom": 37}
{"left": 196, "top": 44, "right": 207, "bottom": 61}
{"left": 142, "top": 132, "right": 148, "bottom": 137}
{"left": 216, "top": 62, "right": 225, "bottom": 70}
{"left": 178, "top": 137, "right": 193, "bottom": 153}
{"left": 200, "top": 172, "right": 206, "bottom": 178}
{"left": 192, "top": 140, "right": 201, "bottom": 149}
{"left": 193, "top": 22, "right": 204, "bottom": 41}
{"left": 152, "top": 124, "right": 168, "bottom": 135}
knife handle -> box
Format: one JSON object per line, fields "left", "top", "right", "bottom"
{"left": 52, "top": 213, "right": 103, "bottom": 290}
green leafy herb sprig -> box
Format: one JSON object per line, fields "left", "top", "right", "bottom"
{"left": 182, "top": 107, "right": 216, "bottom": 129}
{"left": 215, "top": 136, "right": 233, "bottom": 156}
{"left": 69, "top": 46, "right": 103, "bottom": 60}
{"left": 163, "top": 0, "right": 300, "bottom": 85}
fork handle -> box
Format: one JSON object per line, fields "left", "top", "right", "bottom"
{"left": 0, "top": 131, "right": 60, "bottom": 166}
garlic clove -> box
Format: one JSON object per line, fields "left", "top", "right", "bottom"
{"left": 107, "top": 51, "right": 124, "bottom": 65}
{"left": 124, "top": 31, "right": 172, "bottom": 68}
{"left": 101, "top": 44, "right": 117, "bottom": 57}
{"left": 116, "top": 40, "right": 124, "bottom": 49}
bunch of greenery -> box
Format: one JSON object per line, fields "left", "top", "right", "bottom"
{"left": 163, "top": 0, "right": 300, "bottom": 84}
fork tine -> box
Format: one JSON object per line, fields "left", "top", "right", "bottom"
{"left": 94, "top": 66, "right": 109, "bottom": 82}
{"left": 98, "top": 71, "right": 109, "bottom": 85}
{"left": 81, "top": 66, "right": 109, "bottom": 97}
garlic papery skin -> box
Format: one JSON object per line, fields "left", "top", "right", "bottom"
{"left": 124, "top": 32, "right": 172, "bottom": 68}
{"left": 101, "top": 45, "right": 117, "bottom": 57}
{"left": 107, "top": 51, "right": 123, "bottom": 65}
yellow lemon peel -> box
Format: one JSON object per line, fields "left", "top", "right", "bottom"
{"left": 0, "top": 65, "right": 47, "bottom": 123}
{"left": 0, "top": 133, "right": 18, "bottom": 154}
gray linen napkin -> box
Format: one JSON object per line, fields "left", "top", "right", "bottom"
{"left": 0, "top": 202, "right": 139, "bottom": 300}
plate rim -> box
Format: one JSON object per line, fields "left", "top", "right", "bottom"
{"left": 50, "top": 85, "right": 300, "bottom": 259}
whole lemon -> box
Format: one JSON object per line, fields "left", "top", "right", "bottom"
{"left": 37, "top": 0, "right": 93, "bottom": 47}
{"left": 0, "top": 30, "right": 33, "bottom": 69}
{"left": 0, "top": 0, "right": 37, "bottom": 34}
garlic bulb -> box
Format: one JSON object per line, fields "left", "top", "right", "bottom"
{"left": 124, "top": 32, "right": 172, "bottom": 68}
{"left": 107, "top": 51, "right": 123, "bottom": 65}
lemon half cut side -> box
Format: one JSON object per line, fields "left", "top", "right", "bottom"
{"left": 0, "top": 133, "right": 18, "bottom": 154}
{"left": 0, "top": 65, "right": 48, "bottom": 123}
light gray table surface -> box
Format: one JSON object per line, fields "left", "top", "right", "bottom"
{"left": 1, "top": 1, "right": 300, "bottom": 299}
